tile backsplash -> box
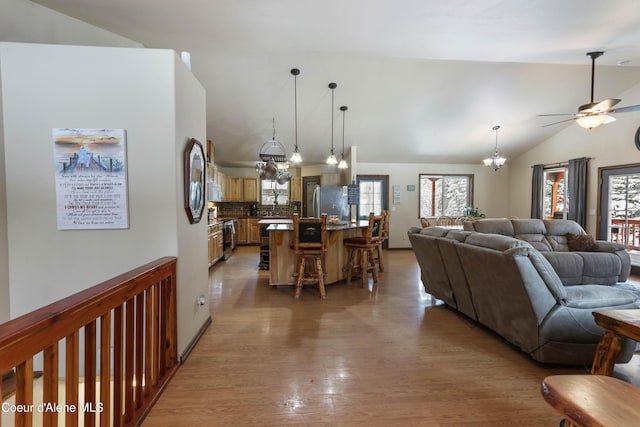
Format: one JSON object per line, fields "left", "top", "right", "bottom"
{"left": 215, "top": 202, "right": 301, "bottom": 218}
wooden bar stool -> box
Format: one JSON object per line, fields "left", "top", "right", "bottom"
{"left": 344, "top": 212, "right": 383, "bottom": 287}
{"left": 375, "top": 210, "right": 389, "bottom": 272}
{"left": 291, "top": 213, "right": 327, "bottom": 299}
{"left": 541, "top": 374, "right": 640, "bottom": 426}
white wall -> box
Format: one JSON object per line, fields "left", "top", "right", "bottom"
{"left": 174, "top": 55, "right": 210, "bottom": 354}
{"left": 508, "top": 81, "right": 640, "bottom": 235}
{"left": 0, "top": 42, "right": 209, "bottom": 357}
{"left": 0, "top": 64, "right": 8, "bottom": 324}
{"left": 358, "top": 162, "right": 510, "bottom": 248}
{"left": 0, "top": 0, "right": 143, "bottom": 325}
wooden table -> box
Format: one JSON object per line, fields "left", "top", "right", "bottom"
{"left": 590, "top": 309, "right": 640, "bottom": 376}
{"left": 541, "top": 374, "right": 640, "bottom": 427}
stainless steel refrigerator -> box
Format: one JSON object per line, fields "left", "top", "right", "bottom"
{"left": 312, "top": 185, "right": 349, "bottom": 220}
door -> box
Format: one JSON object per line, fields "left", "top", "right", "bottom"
{"left": 302, "top": 175, "right": 321, "bottom": 217}
{"left": 598, "top": 165, "right": 640, "bottom": 264}
{"left": 356, "top": 175, "right": 389, "bottom": 248}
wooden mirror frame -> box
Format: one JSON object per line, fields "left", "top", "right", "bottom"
{"left": 184, "top": 138, "right": 206, "bottom": 224}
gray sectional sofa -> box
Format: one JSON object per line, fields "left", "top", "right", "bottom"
{"left": 408, "top": 219, "right": 640, "bottom": 365}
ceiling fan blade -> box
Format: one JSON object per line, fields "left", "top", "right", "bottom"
{"left": 593, "top": 98, "right": 621, "bottom": 112}
{"left": 542, "top": 117, "right": 577, "bottom": 127}
{"left": 611, "top": 104, "right": 640, "bottom": 114}
{"left": 536, "top": 113, "right": 577, "bottom": 117}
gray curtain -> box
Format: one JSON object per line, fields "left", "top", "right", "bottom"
{"left": 531, "top": 164, "right": 544, "bottom": 219}
{"left": 567, "top": 157, "right": 588, "bottom": 229}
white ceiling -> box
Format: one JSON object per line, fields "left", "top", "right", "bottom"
{"left": 31, "top": 0, "right": 640, "bottom": 167}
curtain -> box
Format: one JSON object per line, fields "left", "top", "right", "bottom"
{"left": 531, "top": 164, "right": 544, "bottom": 219}
{"left": 567, "top": 157, "right": 588, "bottom": 229}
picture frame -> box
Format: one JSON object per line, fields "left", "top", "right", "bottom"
{"left": 184, "top": 138, "right": 206, "bottom": 224}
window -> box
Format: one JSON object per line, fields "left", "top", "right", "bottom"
{"left": 543, "top": 167, "right": 567, "bottom": 219}
{"left": 419, "top": 174, "right": 473, "bottom": 217}
{"left": 359, "top": 179, "right": 383, "bottom": 218}
{"left": 261, "top": 179, "right": 289, "bottom": 205}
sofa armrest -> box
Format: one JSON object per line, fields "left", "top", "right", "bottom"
{"left": 594, "top": 240, "right": 626, "bottom": 253}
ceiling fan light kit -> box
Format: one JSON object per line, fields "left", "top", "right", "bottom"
{"left": 539, "top": 51, "right": 640, "bottom": 129}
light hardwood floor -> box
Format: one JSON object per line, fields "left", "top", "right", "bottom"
{"left": 143, "top": 247, "right": 639, "bottom": 426}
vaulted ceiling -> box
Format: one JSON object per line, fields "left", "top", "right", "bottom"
{"left": 31, "top": 0, "right": 640, "bottom": 166}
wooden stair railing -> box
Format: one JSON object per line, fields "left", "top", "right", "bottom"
{"left": 0, "top": 257, "right": 178, "bottom": 427}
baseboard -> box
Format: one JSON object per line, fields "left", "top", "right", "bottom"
{"left": 179, "top": 315, "right": 212, "bottom": 364}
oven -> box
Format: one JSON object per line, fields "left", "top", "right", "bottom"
{"left": 222, "top": 219, "right": 236, "bottom": 260}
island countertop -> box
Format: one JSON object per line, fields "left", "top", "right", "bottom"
{"left": 265, "top": 219, "right": 369, "bottom": 287}
{"left": 261, "top": 219, "right": 369, "bottom": 232}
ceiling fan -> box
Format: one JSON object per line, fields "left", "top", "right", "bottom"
{"left": 538, "top": 51, "right": 640, "bottom": 129}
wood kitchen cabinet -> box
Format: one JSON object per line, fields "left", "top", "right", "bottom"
{"left": 248, "top": 218, "right": 261, "bottom": 244}
{"left": 237, "top": 218, "right": 248, "bottom": 244}
{"left": 224, "top": 176, "right": 243, "bottom": 201}
{"left": 208, "top": 223, "right": 224, "bottom": 267}
{"left": 243, "top": 178, "right": 258, "bottom": 202}
{"left": 290, "top": 177, "right": 301, "bottom": 202}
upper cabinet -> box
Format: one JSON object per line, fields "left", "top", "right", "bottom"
{"left": 290, "top": 177, "right": 301, "bottom": 202}
{"left": 243, "top": 178, "right": 258, "bottom": 202}
{"left": 223, "top": 176, "right": 258, "bottom": 202}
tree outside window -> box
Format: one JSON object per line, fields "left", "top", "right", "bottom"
{"left": 419, "top": 174, "right": 473, "bottom": 218}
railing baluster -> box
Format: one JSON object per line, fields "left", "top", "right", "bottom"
{"left": 84, "top": 321, "right": 97, "bottom": 427}
{"left": 135, "top": 294, "right": 144, "bottom": 408}
{"left": 43, "top": 342, "right": 59, "bottom": 427}
{"left": 99, "top": 311, "right": 111, "bottom": 427}
{"left": 123, "top": 299, "right": 134, "bottom": 423}
{"left": 152, "top": 283, "right": 160, "bottom": 387}
{"left": 66, "top": 331, "right": 79, "bottom": 427}
{"left": 144, "top": 287, "right": 153, "bottom": 397}
{"left": 15, "top": 357, "right": 34, "bottom": 427}
{"left": 113, "top": 305, "right": 123, "bottom": 427}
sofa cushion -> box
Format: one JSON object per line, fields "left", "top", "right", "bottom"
{"left": 512, "top": 219, "right": 553, "bottom": 251}
{"left": 567, "top": 233, "right": 597, "bottom": 252}
{"left": 564, "top": 284, "right": 638, "bottom": 309}
{"left": 467, "top": 218, "right": 515, "bottom": 235}
{"left": 465, "top": 232, "right": 531, "bottom": 251}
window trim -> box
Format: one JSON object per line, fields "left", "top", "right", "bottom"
{"left": 418, "top": 173, "right": 474, "bottom": 218}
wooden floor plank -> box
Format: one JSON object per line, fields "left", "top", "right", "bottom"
{"left": 143, "top": 247, "right": 640, "bottom": 426}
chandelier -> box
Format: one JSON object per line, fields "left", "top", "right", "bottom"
{"left": 483, "top": 125, "right": 506, "bottom": 171}
{"left": 256, "top": 119, "right": 291, "bottom": 184}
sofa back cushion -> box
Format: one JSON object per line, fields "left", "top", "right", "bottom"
{"left": 512, "top": 219, "right": 553, "bottom": 251}
{"left": 464, "top": 218, "right": 515, "bottom": 235}
{"left": 542, "top": 219, "right": 586, "bottom": 251}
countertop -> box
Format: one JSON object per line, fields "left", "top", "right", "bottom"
{"left": 264, "top": 220, "right": 369, "bottom": 231}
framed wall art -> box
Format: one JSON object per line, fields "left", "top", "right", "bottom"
{"left": 184, "top": 138, "right": 206, "bottom": 224}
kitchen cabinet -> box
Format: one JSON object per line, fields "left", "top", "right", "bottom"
{"left": 224, "top": 176, "right": 243, "bottom": 201}
{"left": 290, "top": 177, "right": 301, "bottom": 202}
{"left": 243, "top": 177, "right": 258, "bottom": 202}
{"left": 208, "top": 223, "right": 224, "bottom": 267}
{"left": 237, "top": 218, "right": 248, "bottom": 244}
{"left": 248, "top": 218, "right": 262, "bottom": 244}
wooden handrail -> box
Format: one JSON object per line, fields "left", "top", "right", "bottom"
{"left": 0, "top": 257, "right": 179, "bottom": 427}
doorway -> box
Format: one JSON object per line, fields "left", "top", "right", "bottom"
{"left": 356, "top": 174, "right": 389, "bottom": 248}
{"left": 598, "top": 164, "right": 640, "bottom": 267}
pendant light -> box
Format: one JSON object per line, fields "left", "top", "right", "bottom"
{"left": 326, "top": 82, "right": 338, "bottom": 165}
{"left": 289, "top": 68, "right": 302, "bottom": 163}
{"left": 338, "top": 105, "right": 348, "bottom": 169}
{"left": 483, "top": 125, "right": 506, "bottom": 171}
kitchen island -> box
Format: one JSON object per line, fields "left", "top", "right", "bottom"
{"left": 259, "top": 219, "right": 370, "bottom": 286}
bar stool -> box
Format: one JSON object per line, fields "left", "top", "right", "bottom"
{"left": 375, "top": 210, "right": 389, "bottom": 272}
{"left": 291, "top": 213, "right": 327, "bottom": 299}
{"left": 344, "top": 212, "right": 383, "bottom": 287}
